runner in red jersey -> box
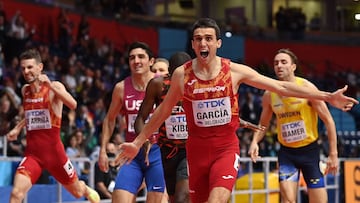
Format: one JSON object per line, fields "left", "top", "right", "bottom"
{"left": 6, "top": 49, "right": 99, "bottom": 203}
{"left": 117, "top": 18, "right": 357, "bottom": 203}
{"left": 182, "top": 58, "right": 241, "bottom": 202}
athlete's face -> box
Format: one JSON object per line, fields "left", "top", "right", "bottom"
{"left": 191, "top": 27, "right": 221, "bottom": 64}
{"left": 151, "top": 61, "right": 169, "bottom": 76}
{"left": 21, "top": 58, "right": 43, "bottom": 83}
{"left": 128, "top": 48, "right": 154, "bottom": 75}
{"left": 273, "top": 53, "right": 296, "bottom": 81}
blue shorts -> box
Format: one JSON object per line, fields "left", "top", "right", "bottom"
{"left": 278, "top": 141, "right": 325, "bottom": 188}
{"left": 114, "top": 144, "right": 165, "bottom": 194}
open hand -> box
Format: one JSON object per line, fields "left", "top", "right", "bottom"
{"left": 115, "top": 142, "right": 140, "bottom": 166}
{"left": 329, "top": 85, "right": 358, "bottom": 111}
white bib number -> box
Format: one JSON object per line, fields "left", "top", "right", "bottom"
{"left": 192, "top": 97, "right": 231, "bottom": 127}
{"left": 281, "top": 120, "right": 307, "bottom": 143}
{"left": 165, "top": 114, "right": 188, "bottom": 139}
{"left": 25, "top": 109, "right": 52, "bottom": 130}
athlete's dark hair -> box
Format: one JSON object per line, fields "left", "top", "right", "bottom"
{"left": 277, "top": 48, "right": 299, "bottom": 67}
{"left": 19, "top": 48, "right": 42, "bottom": 64}
{"left": 127, "top": 41, "right": 154, "bottom": 60}
{"left": 191, "top": 18, "right": 221, "bottom": 40}
{"left": 168, "top": 52, "right": 191, "bottom": 75}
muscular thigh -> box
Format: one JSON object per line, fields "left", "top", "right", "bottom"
{"left": 187, "top": 139, "right": 239, "bottom": 203}
{"left": 209, "top": 146, "right": 239, "bottom": 192}
{"left": 145, "top": 145, "right": 166, "bottom": 193}
{"left": 114, "top": 160, "right": 143, "bottom": 195}
{"left": 17, "top": 156, "right": 43, "bottom": 184}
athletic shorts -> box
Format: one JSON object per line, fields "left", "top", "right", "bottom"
{"left": 161, "top": 145, "right": 188, "bottom": 196}
{"left": 278, "top": 141, "right": 325, "bottom": 188}
{"left": 114, "top": 143, "right": 165, "bottom": 194}
{"left": 17, "top": 155, "right": 78, "bottom": 185}
{"left": 186, "top": 135, "right": 240, "bottom": 203}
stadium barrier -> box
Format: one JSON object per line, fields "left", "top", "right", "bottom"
{"left": 0, "top": 156, "right": 343, "bottom": 203}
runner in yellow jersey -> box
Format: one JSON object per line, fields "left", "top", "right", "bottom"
{"left": 248, "top": 48, "right": 339, "bottom": 203}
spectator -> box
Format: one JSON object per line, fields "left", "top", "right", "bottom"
{"left": 240, "top": 91, "right": 262, "bottom": 131}
{"left": 65, "top": 133, "right": 82, "bottom": 175}
{"left": 309, "top": 13, "right": 321, "bottom": 31}
{"left": 77, "top": 14, "right": 90, "bottom": 42}
{"left": 0, "top": 14, "right": 10, "bottom": 47}
{"left": 0, "top": 89, "right": 21, "bottom": 155}
{"left": 275, "top": 6, "right": 288, "bottom": 39}
{"left": 94, "top": 142, "right": 119, "bottom": 199}
{"left": 57, "top": 8, "right": 73, "bottom": 57}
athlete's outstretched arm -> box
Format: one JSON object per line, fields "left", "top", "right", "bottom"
{"left": 231, "top": 63, "right": 358, "bottom": 111}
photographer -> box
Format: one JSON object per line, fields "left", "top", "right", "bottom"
{"left": 94, "top": 142, "right": 119, "bottom": 199}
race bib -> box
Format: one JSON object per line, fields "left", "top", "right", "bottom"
{"left": 165, "top": 114, "right": 188, "bottom": 139}
{"left": 281, "top": 120, "right": 307, "bottom": 143}
{"left": 25, "top": 109, "right": 52, "bottom": 130}
{"left": 127, "top": 114, "right": 137, "bottom": 133}
{"left": 192, "top": 97, "right": 231, "bottom": 127}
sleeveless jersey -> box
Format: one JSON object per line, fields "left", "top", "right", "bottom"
{"left": 157, "top": 74, "right": 187, "bottom": 148}
{"left": 121, "top": 77, "right": 157, "bottom": 142}
{"left": 270, "top": 77, "right": 319, "bottom": 148}
{"left": 23, "top": 85, "right": 63, "bottom": 156}
{"left": 182, "top": 58, "right": 240, "bottom": 138}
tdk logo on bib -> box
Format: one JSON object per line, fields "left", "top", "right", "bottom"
{"left": 281, "top": 121, "right": 302, "bottom": 130}
{"left": 197, "top": 99, "right": 226, "bottom": 109}
{"left": 170, "top": 115, "right": 186, "bottom": 123}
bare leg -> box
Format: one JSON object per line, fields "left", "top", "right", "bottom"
{"left": 9, "top": 173, "right": 32, "bottom": 203}
{"left": 161, "top": 188, "right": 169, "bottom": 203}
{"left": 308, "top": 188, "right": 327, "bottom": 203}
{"left": 63, "top": 180, "right": 100, "bottom": 203}
{"left": 173, "top": 179, "right": 190, "bottom": 203}
{"left": 112, "top": 189, "right": 137, "bottom": 203}
{"left": 147, "top": 191, "right": 165, "bottom": 203}
{"left": 279, "top": 180, "right": 298, "bottom": 203}
{"left": 208, "top": 187, "right": 231, "bottom": 203}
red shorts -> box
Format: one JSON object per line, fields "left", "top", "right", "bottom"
{"left": 186, "top": 135, "right": 240, "bottom": 202}
{"left": 17, "top": 154, "right": 78, "bottom": 185}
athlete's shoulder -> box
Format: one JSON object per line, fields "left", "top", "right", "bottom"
{"left": 295, "top": 76, "right": 317, "bottom": 89}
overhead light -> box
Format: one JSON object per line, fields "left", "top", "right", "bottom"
{"left": 225, "top": 31, "right": 232, "bottom": 38}
{"left": 355, "top": 14, "right": 360, "bottom": 20}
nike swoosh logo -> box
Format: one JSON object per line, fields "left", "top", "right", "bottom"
{"left": 222, "top": 175, "right": 234, "bottom": 180}
{"left": 152, "top": 186, "right": 163, "bottom": 190}
{"left": 126, "top": 95, "right": 135, "bottom": 99}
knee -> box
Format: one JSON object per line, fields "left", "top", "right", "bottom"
{"left": 10, "top": 188, "right": 26, "bottom": 201}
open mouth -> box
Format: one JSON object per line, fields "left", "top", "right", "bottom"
{"left": 200, "top": 51, "right": 209, "bottom": 58}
